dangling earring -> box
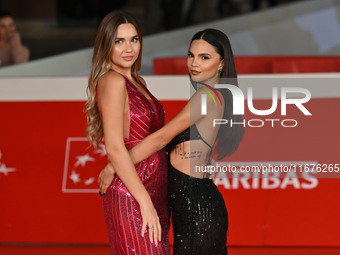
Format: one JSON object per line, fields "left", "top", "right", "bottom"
{"left": 218, "top": 68, "right": 223, "bottom": 77}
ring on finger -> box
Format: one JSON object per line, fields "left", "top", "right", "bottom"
{"left": 148, "top": 225, "right": 155, "bottom": 230}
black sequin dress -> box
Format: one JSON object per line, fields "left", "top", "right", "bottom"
{"left": 168, "top": 125, "right": 228, "bottom": 255}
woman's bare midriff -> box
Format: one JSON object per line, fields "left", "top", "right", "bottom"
{"left": 169, "top": 140, "right": 211, "bottom": 179}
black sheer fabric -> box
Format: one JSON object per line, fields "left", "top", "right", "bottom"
{"left": 167, "top": 124, "right": 213, "bottom": 150}
{"left": 168, "top": 126, "right": 228, "bottom": 255}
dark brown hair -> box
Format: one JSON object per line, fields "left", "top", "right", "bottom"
{"left": 190, "top": 28, "right": 244, "bottom": 160}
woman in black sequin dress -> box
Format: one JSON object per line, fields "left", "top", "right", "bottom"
{"left": 98, "top": 29, "right": 243, "bottom": 254}
{"left": 166, "top": 29, "right": 243, "bottom": 255}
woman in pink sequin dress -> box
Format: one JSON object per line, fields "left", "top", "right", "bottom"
{"left": 85, "top": 11, "right": 169, "bottom": 254}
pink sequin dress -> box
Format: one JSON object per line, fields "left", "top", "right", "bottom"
{"left": 103, "top": 75, "right": 170, "bottom": 255}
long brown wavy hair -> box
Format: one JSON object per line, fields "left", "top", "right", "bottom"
{"left": 85, "top": 11, "right": 143, "bottom": 148}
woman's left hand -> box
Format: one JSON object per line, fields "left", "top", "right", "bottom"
{"left": 98, "top": 163, "right": 115, "bottom": 196}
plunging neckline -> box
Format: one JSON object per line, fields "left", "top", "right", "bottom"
{"left": 110, "top": 70, "right": 159, "bottom": 140}
{"left": 111, "top": 70, "right": 153, "bottom": 101}
{"left": 126, "top": 78, "right": 153, "bottom": 101}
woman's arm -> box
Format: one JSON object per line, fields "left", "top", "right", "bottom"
{"left": 97, "top": 72, "right": 161, "bottom": 245}
{"left": 129, "top": 88, "right": 208, "bottom": 163}
{"left": 98, "top": 89, "right": 214, "bottom": 189}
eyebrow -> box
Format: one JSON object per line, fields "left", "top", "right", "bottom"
{"left": 115, "top": 35, "right": 139, "bottom": 40}
{"left": 188, "top": 51, "right": 211, "bottom": 56}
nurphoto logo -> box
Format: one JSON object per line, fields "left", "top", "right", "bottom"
{"left": 201, "top": 83, "right": 312, "bottom": 128}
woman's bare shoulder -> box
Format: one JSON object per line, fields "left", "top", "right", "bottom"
{"left": 98, "top": 70, "right": 126, "bottom": 88}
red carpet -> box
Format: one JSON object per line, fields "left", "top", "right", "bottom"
{"left": 1, "top": 245, "right": 340, "bottom": 255}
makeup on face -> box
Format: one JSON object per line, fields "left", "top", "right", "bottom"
{"left": 187, "top": 39, "right": 223, "bottom": 83}
{"left": 111, "top": 23, "right": 140, "bottom": 72}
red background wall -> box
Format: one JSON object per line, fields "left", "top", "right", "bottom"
{"left": 0, "top": 97, "right": 339, "bottom": 246}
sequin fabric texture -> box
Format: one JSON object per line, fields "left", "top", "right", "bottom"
{"left": 168, "top": 127, "right": 228, "bottom": 255}
{"left": 103, "top": 76, "right": 170, "bottom": 255}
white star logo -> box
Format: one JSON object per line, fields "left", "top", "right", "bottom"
{"left": 84, "top": 177, "right": 95, "bottom": 186}
{"left": 0, "top": 163, "right": 16, "bottom": 176}
{"left": 69, "top": 170, "right": 81, "bottom": 183}
{"left": 94, "top": 144, "right": 107, "bottom": 157}
{"left": 74, "top": 154, "right": 95, "bottom": 167}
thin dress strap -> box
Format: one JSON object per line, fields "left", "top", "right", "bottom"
{"left": 192, "top": 124, "right": 213, "bottom": 149}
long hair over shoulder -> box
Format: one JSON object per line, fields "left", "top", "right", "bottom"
{"left": 190, "top": 29, "right": 244, "bottom": 160}
{"left": 85, "top": 11, "right": 143, "bottom": 148}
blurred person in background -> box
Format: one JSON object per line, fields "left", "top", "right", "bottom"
{"left": 0, "top": 11, "right": 29, "bottom": 68}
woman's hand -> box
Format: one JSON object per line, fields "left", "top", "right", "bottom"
{"left": 99, "top": 164, "right": 162, "bottom": 245}
{"left": 98, "top": 163, "right": 115, "bottom": 196}
{"left": 140, "top": 202, "right": 162, "bottom": 246}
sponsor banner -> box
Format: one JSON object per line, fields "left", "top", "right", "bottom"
{"left": 0, "top": 98, "right": 339, "bottom": 246}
